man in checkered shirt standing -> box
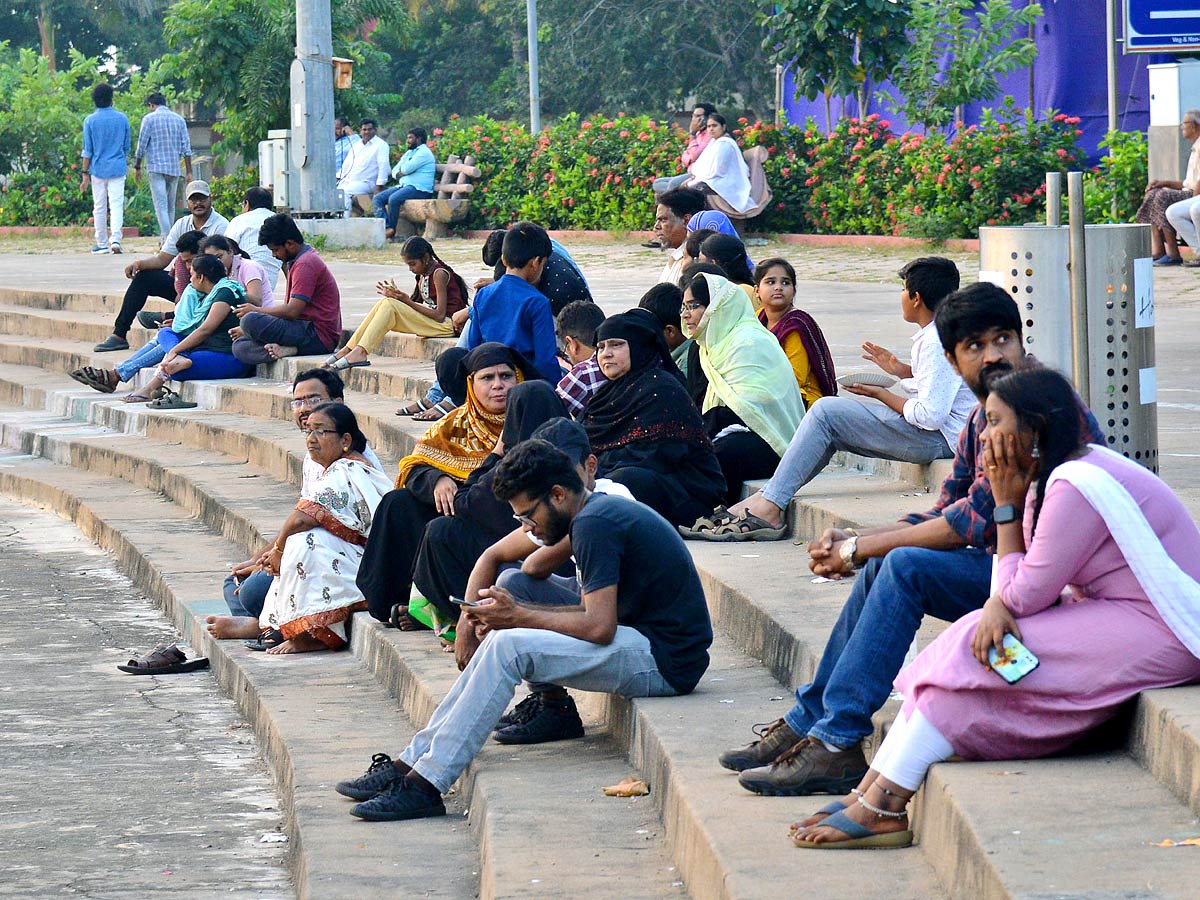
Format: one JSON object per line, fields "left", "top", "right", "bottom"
{"left": 134, "top": 92, "right": 193, "bottom": 237}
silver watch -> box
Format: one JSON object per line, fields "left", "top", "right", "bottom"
{"left": 839, "top": 535, "right": 860, "bottom": 572}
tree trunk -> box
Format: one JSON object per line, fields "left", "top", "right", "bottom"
{"left": 37, "top": 0, "right": 56, "bottom": 72}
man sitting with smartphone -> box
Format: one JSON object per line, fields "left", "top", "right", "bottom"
{"left": 333, "top": 437, "right": 713, "bottom": 821}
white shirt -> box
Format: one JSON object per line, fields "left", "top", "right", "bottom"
{"left": 301, "top": 442, "right": 384, "bottom": 496}
{"left": 897, "top": 321, "right": 976, "bottom": 449}
{"left": 1185, "top": 136, "right": 1200, "bottom": 193}
{"left": 658, "top": 245, "right": 687, "bottom": 286}
{"left": 225, "top": 207, "right": 281, "bottom": 290}
{"left": 337, "top": 135, "right": 390, "bottom": 188}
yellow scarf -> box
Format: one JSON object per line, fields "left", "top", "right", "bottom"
{"left": 394, "top": 373, "right": 513, "bottom": 488}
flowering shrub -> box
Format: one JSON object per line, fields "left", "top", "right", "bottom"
{"left": 209, "top": 168, "right": 260, "bottom": 219}
{"left": 1081, "top": 129, "right": 1147, "bottom": 225}
{"left": 0, "top": 167, "right": 155, "bottom": 234}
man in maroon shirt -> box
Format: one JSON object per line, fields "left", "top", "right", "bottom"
{"left": 231, "top": 214, "right": 342, "bottom": 366}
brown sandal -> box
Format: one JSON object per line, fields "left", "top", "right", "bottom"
{"left": 69, "top": 366, "right": 117, "bottom": 394}
{"left": 706, "top": 512, "right": 789, "bottom": 542}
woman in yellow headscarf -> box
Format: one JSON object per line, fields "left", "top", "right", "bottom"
{"left": 357, "top": 343, "right": 534, "bottom": 622}
{"left": 680, "top": 269, "right": 806, "bottom": 538}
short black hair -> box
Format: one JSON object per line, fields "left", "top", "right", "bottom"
{"left": 555, "top": 301, "right": 606, "bottom": 349}
{"left": 492, "top": 439, "right": 584, "bottom": 502}
{"left": 638, "top": 282, "right": 684, "bottom": 332}
{"left": 293, "top": 368, "right": 345, "bottom": 400}
{"left": 898, "top": 257, "right": 961, "bottom": 312}
{"left": 175, "top": 230, "right": 206, "bottom": 256}
{"left": 408, "top": 126, "right": 427, "bottom": 143}
{"left": 190, "top": 253, "right": 226, "bottom": 283}
{"left": 482, "top": 229, "right": 506, "bottom": 267}
{"left": 658, "top": 187, "right": 707, "bottom": 220}
{"left": 502, "top": 221, "right": 552, "bottom": 269}
{"left": 684, "top": 227, "right": 718, "bottom": 261}
{"left": 91, "top": 83, "right": 114, "bottom": 108}
{"left": 360, "top": 117, "right": 377, "bottom": 128}
{"left": 244, "top": 186, "right": 273, "bottom": 210}
{"left": 308, "top": 402, "right": 367, "bottom": 453}
{"left": 694, "top": 102, "right": 717, "bottom": 117}
{"left": 935, "top": 282, "right": 1024, "bottom": 356}
{"left": 259, "top": 213, "right": 304, "bottom": 248}
{"left": 145, "top": 91, "right": 166, "bottom": 107}
{"left": 699, "top": 232, "right": 753, "bottom": 284}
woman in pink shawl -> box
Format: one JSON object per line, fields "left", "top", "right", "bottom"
{"left": 793, "top": 367, "right": 1200, "bottom": 850}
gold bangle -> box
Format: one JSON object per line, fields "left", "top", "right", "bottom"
{"left": 272, "top": 543, "right": 283, "bottom": 554}
{"left": 844, "top": 527, "right": 858, "bottom": 537}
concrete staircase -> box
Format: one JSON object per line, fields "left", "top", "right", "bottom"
{"left": 2, "top": 286, "right": 1199, "bottom": 900}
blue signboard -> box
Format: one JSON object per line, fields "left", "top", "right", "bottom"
{"left": 1127, "top": 0, "right": 1200, "bottom": 52}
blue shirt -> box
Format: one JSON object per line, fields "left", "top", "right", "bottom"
{"left": 334, "top": 133, "right": 360, "bottom": 174}
{"left": 465, "top": 274, "right": 560, "bottom": 382}
{"left": 82, "top": 107, "right": 131, "bottom": 179}
{"left": 135, "top": 106, "right": 191, "bottom": 175}
{"left": 392, "top": 143, "right": 436, "bottom": 193}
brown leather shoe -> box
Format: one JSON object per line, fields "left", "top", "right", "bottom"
{"left": 718, "top": 718, "right": 803, "bottom": 772}
{"left": 736, "top": 737, "right": 868, "bottom": 796}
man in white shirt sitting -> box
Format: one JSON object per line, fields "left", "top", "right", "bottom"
{"left": 708, "top": 257, "right": 977, "bottom": 540}
{"left": 224, "top": 186, "right": 281, "bottom": 290}
{"left": 652, "top": 187, "right": 706, "bottom": 286}
{"left": 336, "top": 118, "right": 390, "bottom": 217}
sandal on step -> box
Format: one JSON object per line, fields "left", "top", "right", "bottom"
{"left": 122, "top": 393, "right": 153, "bottom": 404}
{"left": 706, "top": 511, "right": 789, "bottom": 542}
{"left": 789, "top": 800, "right": 848, "bottom": 836}
{"left": 396, "top": 397, "right": 435, "bottom": 417}
{"left": 389, "top": 603, "right": 430, "bottom": 632}
{"left": 792, "top": 810, "right": 912, "bottom": 850}
{"left": 324, "top": 356, "right": 371, "bottom": 371}
{"left": 69, "top": 366, "right": 117, "bottom": 394}
{"left": 117, "top": 642, "right": 210, "bottom": 675}
{"left": 413, "top": 398, "right": 456, "bottom": 421}
{"left": 678, "top": 506, "right": 735, "bottom": 539}
{"left": 244, "top": 628, "right": 286, "bottom": 651}
{"left": 147, "top": 387, "right": 197, "bottom": 410}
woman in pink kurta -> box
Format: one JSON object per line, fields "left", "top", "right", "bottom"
{"left": 794, "top": 367, "right": 1200, "bottom": 850}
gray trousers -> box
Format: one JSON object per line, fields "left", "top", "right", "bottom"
{"left": 148, "top": 173, "right": 180, "bottom": 236}
{"left": 760, "top": 396, "right": 953, "bottom": 510}
{"left": 652, "top": 173, "right": 691, "bottom": 196}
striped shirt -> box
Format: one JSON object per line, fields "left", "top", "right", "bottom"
{"left": 135, "top": 106, "right": 191, "bottom": 176}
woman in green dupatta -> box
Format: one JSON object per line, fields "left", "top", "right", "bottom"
{"left": 681, "top": 271, "right": 805, "bottom": 534}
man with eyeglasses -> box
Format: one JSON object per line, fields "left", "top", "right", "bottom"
{"left": 336, "top": 436, "right": 711, "bottom": 822}
{"left": 216, "top": 369, "right": 382, "bottom": 620}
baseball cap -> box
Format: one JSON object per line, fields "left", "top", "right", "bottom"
{"left": 185, "top": 180, "right": 211, "bottom": 198}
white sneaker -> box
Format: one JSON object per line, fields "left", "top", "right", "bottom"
{"left": 109, "top": 242, "right": 123, "bottom": 255}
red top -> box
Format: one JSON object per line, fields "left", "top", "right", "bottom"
{"left": 285, "top": 245, "right": 342, "bottom": 350}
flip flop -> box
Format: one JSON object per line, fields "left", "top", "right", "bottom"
{"left": 789, "top": 800, "right": 848, "bottom": 836}
{"left": 244, "top": 628, "right": 286, "bottom": 651}
{"left": 117, "top": 642, "right": 210, "bottom": 675}
{"left": 324, "top": 357, "right": 371, "bottom": 371}
{"left": 396, "top": 397, "right": 434, "bottom": 416}
{"left": 413, "top": 399, "right": 456, "bottom": 421}
{"left": 122, "top": 393, "right": 153, "bottom": 404}
{"left": 147, "top": 387, "right": 198, "bottom": 410}
{"left": 792, "top": 810, "right": 912, "bottom": 850}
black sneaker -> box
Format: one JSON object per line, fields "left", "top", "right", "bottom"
{"left": 137, "top": 311, "right": 165, "bottom": 329}
{"left": 335, "top": 752, "right": 406, "bottom": 801}
{"left": 493, "top": 694, "right": 584, "bottom": 744}
{"left": 495, "top": 692, "right": 543, "bottom": 730}
{"left": 93, "top": 335, "right": 129, "bottom": 352}
{"left": 351, "top": 777, "right": 446, "bottom": 821}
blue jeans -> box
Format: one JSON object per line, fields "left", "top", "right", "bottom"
{"left": 115, "top": 337, "right": 166, "bottom": 383}
{"left": 373, "top": 186, "right": 434, "bottom": 231}
{"left": 423, "top": 319, "right": 473, "bottom": 406}
{"left": 223, "top": 569, "right": 272, "bottom": 618}
{"left": 784, "top": 545, "right": 992, "bottom": 749}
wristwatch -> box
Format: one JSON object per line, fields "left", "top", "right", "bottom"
{"left": 839, "top": 535, "right": 860, "bottom": 572}
{"left": 993, "top": 504, "right": 1022, "bottom": 525}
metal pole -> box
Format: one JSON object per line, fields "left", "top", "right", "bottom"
{"left": 293, "top": 0, "right": 337, "bottom": 214}
{"left": 1046, "top": 172, "right": 1063, "bottom": 226}
{"left": 1105, "top": 0, "right": 1119, "bottom": 134}
{"left": 526, "top": 0, "right": 541, "bottom": 133}
{"left": 775, "top": 65, "right": 784, "bottom": 127}
{"left": 1067, "top": 171, "right": 1090, "bottom": 407}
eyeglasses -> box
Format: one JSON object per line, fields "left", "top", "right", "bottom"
{"left": 512, "top": 494, "right": 549, "bottom": 528}
{"left": 301, "top": 427, "right": 337, "bottom": 438}
{"left": 680, "top": 302, "right": 705, "bottom": 313}
{"left": 290, "top": 394, "right": 326, "bottom": 409}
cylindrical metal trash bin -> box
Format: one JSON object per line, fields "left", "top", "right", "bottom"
{"left": 978, "top": 223, "right": 1157, "bottom": 470}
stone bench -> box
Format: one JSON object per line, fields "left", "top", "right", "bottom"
{"left": 394, "top": 154, "right": 482, "bottom": 240}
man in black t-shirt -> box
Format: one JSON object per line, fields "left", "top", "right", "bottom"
{"left": 336, "top": 439, "right": 712, "bottom": 822}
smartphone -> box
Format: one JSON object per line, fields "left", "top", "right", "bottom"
{"left": 449, "top": 596, "right": 480, "bottom": 608}
{"left": 988, "top": 634, "right": 1039, "bottom": 684}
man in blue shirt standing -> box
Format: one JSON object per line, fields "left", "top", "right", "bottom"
{"left": 373, "top": 127, "right": 437, "bottom": 239}
{"left": 80, "top": 83, "right": 131, "bottom": 255}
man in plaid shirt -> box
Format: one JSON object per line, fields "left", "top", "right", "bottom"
{"left": 720, "top": 283, "right": 1104, "bottom": 799}
{"left": 133, "top": 92, "right": 192, "bottom": 236}
{"left": 554, "top": 300, "right": 607, "bottom": 419}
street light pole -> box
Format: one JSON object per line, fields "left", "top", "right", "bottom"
{"left": 292, "top": 0, "right": 337, "bottom": 214}
{"left": 527, "top": 0, "right": 541, "bottom": 133}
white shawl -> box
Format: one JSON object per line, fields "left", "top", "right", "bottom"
{"left": 689, "top": 135, "right": 754, "bottom": 214}
{"left": 1047, "top": 444, "right": 1200, "bottom": 658}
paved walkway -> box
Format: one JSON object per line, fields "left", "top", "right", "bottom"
{"left": 0, "top": 495, "right": 292, "bottom": 898}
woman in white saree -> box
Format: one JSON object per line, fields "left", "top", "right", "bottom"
{"left": 683, "top": 114, "right": 755, "bottom": 214}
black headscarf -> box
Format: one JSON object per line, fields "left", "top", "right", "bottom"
{"left": 583, "top": 310, "right": 709, "bottom": 455}
{"left": 500, "top": 380, "right": 567, "bottom": 449}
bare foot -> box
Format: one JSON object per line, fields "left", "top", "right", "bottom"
{"left": 265, "top": 343, "right": 299, "bottom": 360}
{"left": 204, "top": 614, "right": 260, "bottom": 639}
{"left": 742, "top": 492, "right": 784, "bottom": 528}
{"left": 266, "top": 633, "right": 327, "bottom": 655}
{"left": 391, "top": 606, "right": 426, "bottom": 632}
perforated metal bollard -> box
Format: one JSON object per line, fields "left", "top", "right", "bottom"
{"left": 978, "top": 223, "right": 1158, "bottom": 470}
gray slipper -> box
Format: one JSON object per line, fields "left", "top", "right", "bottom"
{"left": 793, "top": 810, "right": 913, "bottom": 850}
{"left": 147, "top": 387, "right": 197, "bottom": 410}
{"left": 706, "top": 512, "right": 789, "bottom": 542}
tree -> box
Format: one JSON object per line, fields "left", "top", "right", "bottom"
{"left": 0, "top": 0, "right": 168, "bottom": 73}
{"left": 882, "top": 0, "right": 1042, "bottom": 131}
{"left": 759, "top": 0, "right": 911, "bottom": 115}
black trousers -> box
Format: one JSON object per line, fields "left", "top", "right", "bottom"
{"left": 713, "top": 431, "right": 781, "bottom": 506}
{"left": 355, "top": 489, "right": 438, "bottom": 621}
{"left": 113, "top": 269, "right": 175, "bottom": 338}
{"left": 605, "top": 466, "right": 713, "bottom": 527}
{"left": 413, "top": 515, "right": 498, "bottom": 623}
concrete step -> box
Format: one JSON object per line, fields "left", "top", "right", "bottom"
{"left": 0, "top": 453, "right": 479, "bottom": 900}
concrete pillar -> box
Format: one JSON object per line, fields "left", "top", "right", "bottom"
{"left": 291, "top": 0, "right": 338, "bottom": 214}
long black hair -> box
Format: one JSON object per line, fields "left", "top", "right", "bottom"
{"left": 699, "top": 232, "right": 754, "bottom": 285}
{"left": 402, "top": 235, "right": 469, "bottom": 303}
{"left": 308, "top": 401, "right": 367, "bottom": 453}
{"left": 989, "top": 368, "right": 1086, "bottom": 537}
